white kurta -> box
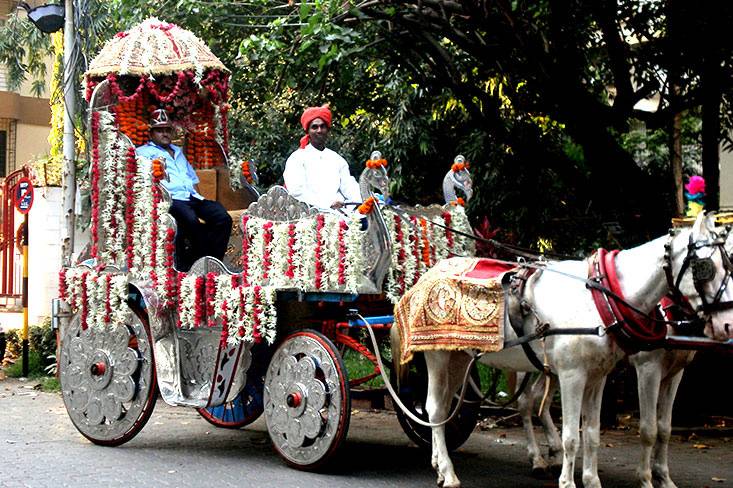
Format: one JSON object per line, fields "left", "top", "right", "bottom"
{"left": 283, "top": 144, "right": 362, "bottom": 210}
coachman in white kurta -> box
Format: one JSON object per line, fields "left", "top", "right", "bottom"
{"left": 283, "top": 105, "right": 362, "bottom": 211}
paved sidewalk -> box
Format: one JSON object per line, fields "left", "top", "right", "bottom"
{"left": 1, "top": 377, "right": 731, "bottom": 488}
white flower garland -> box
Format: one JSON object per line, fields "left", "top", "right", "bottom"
{"left": 98, "top": 112, "right": 127, "bottom": 265}
{"left": 131, "top": 156, "right": 153, "bottom": 275}
{"left": 381, "top": 206, "right": 475, "bottom": 303}
{"left": 344, "top": 214, "right": 367, "bottom": 292}
{"left": 62, "top": 268, "right": 130, "bottom": 330}
{"left": 175, "top": 272, "right": 278, "bottom": 346}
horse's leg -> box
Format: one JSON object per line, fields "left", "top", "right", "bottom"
{"left": 425, "top": 350, "right": 468, "bottom": 488}
{"left": 558, "top": 368, "right": 588, "bottom": 488}
{"left": 580, "top": 375, "right": 606, "bottom": 488}
{"left": 539, "top": 374, "right": 562, "bottom": 473}
{"left": 518, "top": 372, "right": 550, "bottom": 477}
{"left": 652, "top": 363, "right": 687, "bottom": 488}
{"left": 632, "top": 352, "right": 662, "bottom": 488}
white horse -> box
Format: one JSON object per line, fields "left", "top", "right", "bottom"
{"left": 391, "top": 212, "right": 733, "bottom": 488}
{"left": 518, "top": 342, "right": 695, "bottom": 488}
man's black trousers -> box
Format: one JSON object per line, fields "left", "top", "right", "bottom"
{"left": 168, "top": 198, "right": 232, "bottom": 270}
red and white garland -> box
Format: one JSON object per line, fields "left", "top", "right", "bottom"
{"left": 177, "top": 273, "right": 277, "bottom": 345}
{"left": 60, "top": 268, "right": 130, "bottom": 330}
{"left": 382, "top": 205, "right": 475, "bottom": 303}
{"left": 97, "top": 112, "right": 128, "bottom": 265}
{"left": 241, "top": 213, "right": 368, "bottom": 293}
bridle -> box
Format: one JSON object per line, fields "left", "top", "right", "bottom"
{"left": 664, "top": 225, "right": 733, "bottom": 319}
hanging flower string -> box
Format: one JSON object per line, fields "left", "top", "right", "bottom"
{"left": 205, "top": 272, "right": 217, "bottom": 327}
{"left": 241, "top": 215, "right": 251, "bottom": 285}
{"left": 90, "top": 112, "right": 101, "bottom": 257}
{"left": 164, "top": 230, "right": 177, "bottom": 308}
{"left": 262, "top": 222, "right": 274, "bottom": 280}
{"left": 124, "top": 147, "right": 137, "bottom": 269}
{"left": 194, "top": 275, "right": 205, "bottom": 327}
{"left": 314, "top": 214, "right": 325, "bottom": 290}
{"left": 337, "top": 220, "right": 348, "bottom": 285}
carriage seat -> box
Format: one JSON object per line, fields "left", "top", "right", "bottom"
{"left": 195, "top": 167, "right": 253, "bottom": 212}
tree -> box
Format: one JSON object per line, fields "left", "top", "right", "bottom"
{"left": 5, "top": 1, "right": 733, "bottom": 251}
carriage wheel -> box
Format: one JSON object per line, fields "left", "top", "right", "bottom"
{"left": 392, "top": 352, "right": 481, "bottom": 451}
{"left": 264, "top": 330, "right": 350, "bottom": 470}
{"left": 59, "top": 305, "right": 157, "bottom": 446}
{"left": 197, "top": 366, "right": 265, "bottom": 429}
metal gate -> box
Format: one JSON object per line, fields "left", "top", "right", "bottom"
{"left": 0, "top": 167, "right": 30, "bottom": 309}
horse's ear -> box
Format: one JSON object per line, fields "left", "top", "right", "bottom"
{"left": 692, "top": 211, "right": 709, "bottom": 237}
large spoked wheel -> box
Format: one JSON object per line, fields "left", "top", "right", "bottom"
{"left": 59, "top": 304, "right": 157, "bottom": 446}
{"left": 264, "top": 330, "right": 350, "bottom": 470}
{"left": 197, "top": 365, "right": 265, "bottom": 429}
{"left": 392, "top": 352, "right": 481, "bottom": 451}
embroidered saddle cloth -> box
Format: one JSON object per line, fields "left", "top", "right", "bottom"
{"left": 394, "top": 257, "right": 516, "bottom": 364}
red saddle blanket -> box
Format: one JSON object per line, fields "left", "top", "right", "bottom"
{"left": 393, "top": 257, "right": 516, "bottom": 364}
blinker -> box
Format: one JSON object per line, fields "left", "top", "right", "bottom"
{"left": 691, "top": 257, "right": 715, "bottom": 283}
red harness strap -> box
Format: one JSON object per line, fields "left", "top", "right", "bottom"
{"left": 588, "top": 249, "right": 667, "bottom": 351}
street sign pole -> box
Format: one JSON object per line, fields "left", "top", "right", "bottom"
{"left": 22, "top": 214, "right": 28, "bottom": 377}
{"left": 14, "top": 177, "right": 34, "bottom": 377}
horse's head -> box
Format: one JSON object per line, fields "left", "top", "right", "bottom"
{"left": 668, "top": 212, "right": 733, "bottom": 341}
{"left": 360, "top": 150, "right": 390, "bottom": 201}
{"left": 443, "top": 155, "right": 473, "bottom": 204}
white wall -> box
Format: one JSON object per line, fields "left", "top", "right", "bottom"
{"left": 720, "top": 143, "right": 733, "bottom": 211}
{"left": 27, "top": 186, "right": 62, "bottom": 324}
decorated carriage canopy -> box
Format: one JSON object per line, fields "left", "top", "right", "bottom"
{"left": 85, "top": 18, "right": 230, "bottom": 167}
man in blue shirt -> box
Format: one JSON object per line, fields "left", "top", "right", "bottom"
{"left": 136, "top": 109, "right": 232, "bottom": 270}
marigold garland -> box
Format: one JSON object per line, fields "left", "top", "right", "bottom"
{"left": 366, "top": 158, "right": 388, "bottom": 169}
{"left": 450, "top": 197, "right": 466, "bottom": 207}
{"left": 452, "top": 161, "right": 470, "bottom": 172}
{"left": 357, "top": 196, "right": 377, "bottom": 215}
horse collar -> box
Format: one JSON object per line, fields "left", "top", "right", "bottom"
{"left": 588, "top": 249, "right": 667, "bottom": 351}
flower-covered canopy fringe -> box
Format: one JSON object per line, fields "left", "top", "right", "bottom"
{"left": 86, "top": 17, "right": 228, "bottom": 78}
{"left": 85, "top": 18, "right": 231, "bottom": 167}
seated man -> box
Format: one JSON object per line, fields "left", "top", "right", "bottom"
{"left": 283, "top": 105, "right": 361, "bottom": 211}
{"left": 136, "top": 109, "right": 232, "bottom": 270}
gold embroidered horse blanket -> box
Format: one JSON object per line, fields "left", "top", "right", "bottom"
{"left": 394, "top": 257, "right": 516, "bottom": 364}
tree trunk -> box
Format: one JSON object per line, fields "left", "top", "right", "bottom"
{"left": 61, "top": 0, "right": 76, "bottom": 265}
{"left": 671, "top": 103, "right": 684, "bottom": 217}
{"left": 701, "top": 41, "right": 721, "bottom": 211}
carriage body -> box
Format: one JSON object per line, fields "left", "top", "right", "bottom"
{"left": 52, "top": 17, "right": 481, "bottom": 468}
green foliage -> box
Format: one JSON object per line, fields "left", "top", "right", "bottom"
{"left": 5, "top": 350, "right": 45, "bottom": 378}
{"left": 7, "top": 1, "right": 732, "bottom": 249}
{"left": 3, "top": 319, "right": 57, "bottom": 373}
{"left": 0, "top": 13, "right": 53, "bottom": 95}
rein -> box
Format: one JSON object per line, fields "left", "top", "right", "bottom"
{"left": 384, "top": 201, "right": 580, "bottom": 261}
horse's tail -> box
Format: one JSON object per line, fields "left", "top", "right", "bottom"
{"left": 390, "top": 323, "right": 408, "bottom": 388}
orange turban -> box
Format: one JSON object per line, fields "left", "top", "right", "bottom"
{"left": 299, "top": 105, "right": 332, "bottom": 148}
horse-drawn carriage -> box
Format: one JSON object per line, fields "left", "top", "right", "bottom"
{"left": 52, "top": 18, "right": 478, "bottom": 469}
{"left": 53, "top": 18, "right": 733, "bottom": 488}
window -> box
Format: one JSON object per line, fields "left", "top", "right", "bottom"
{"left": 0, "top": 118, "right": 16, "bottom": 178}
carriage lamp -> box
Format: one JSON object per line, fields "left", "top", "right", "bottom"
{"left": 17, "top": 2, "right": 65, "bottom": 34}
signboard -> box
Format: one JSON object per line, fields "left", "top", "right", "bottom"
{"left": 14, "top": 177, "right": 34, "bottom": 214}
